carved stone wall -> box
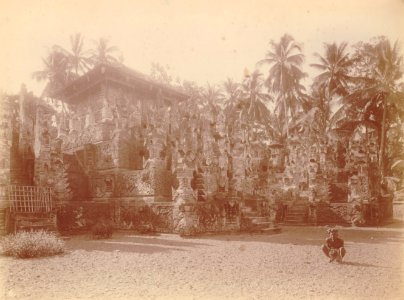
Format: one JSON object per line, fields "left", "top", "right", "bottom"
{"left": 34, "top": 104, "right": 74, "bottom": 203}
{"left": 10, "top": 66, "right": 386, "bottom": 230}
{"left": 116, "top": 169, "right": 155, "bottom": 197}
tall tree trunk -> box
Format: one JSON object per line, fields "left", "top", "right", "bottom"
{"left": 284, "top": 96, "right": 289, "bottom": 138}
{"left": 379, "top": 96, "right": 387, "bottom": 179}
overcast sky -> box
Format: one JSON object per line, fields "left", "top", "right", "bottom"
{"left": 0, "top": 0, "right": 403, "bottom": 96}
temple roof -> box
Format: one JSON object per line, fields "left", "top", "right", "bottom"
{"left": 48, "top": 63, "right": 189, "bottom": 103}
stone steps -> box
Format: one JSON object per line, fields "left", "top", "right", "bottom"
{"left": 14, "top": 217, "right": 57, "bottom": 233}
{"left": 250, "top": 216, "right": 270, "bottom": 224}
{"left": 284, "top": 202, "right": 309, "bottom": 225}
{"left": 241, "top": 212, "right": 279, "bottom": 234}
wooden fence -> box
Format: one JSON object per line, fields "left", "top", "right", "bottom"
{"left": 6, "top": 185, "right": 53, "bottom": 213}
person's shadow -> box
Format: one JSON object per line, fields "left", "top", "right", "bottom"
{"left": 340, "top": 261, "right": 390, "bottom": 268}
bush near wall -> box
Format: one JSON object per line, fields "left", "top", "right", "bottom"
{"left": 193, "top": 200, "right": 225, "bottom": 233}
{"left": 91, "top": 219, "right": 114, "bottom": 239}
{"left": 56, "top": 202, "right": 115, "bottom": 233}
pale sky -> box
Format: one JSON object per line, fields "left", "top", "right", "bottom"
{"left": 0, "top": 0, "right": 403, "bottom": 96}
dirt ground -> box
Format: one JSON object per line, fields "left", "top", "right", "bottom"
{"left": 1, "top": 225, "right": 403, "bottom": 300}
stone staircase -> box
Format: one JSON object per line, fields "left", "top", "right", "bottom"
{"left": 284, "top": 200, "right": 309, "bottom": 225}
{"left": 241, "top": 205, "right": 280, "bottom": 234}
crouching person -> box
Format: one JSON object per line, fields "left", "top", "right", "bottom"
{"left": 322, "top": 228, "right": 346, "bottom": 263}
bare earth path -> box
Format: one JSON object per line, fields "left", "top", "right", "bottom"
{"left": 1, "top": 226, "right": 403, "bottom": 300}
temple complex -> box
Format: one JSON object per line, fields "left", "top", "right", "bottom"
{"left": 0, "top": 63, "right": 393, "bottom": 235}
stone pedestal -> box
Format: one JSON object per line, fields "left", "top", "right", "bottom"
{"left": 173, "top": 167, "right": 197, "bottom": 234}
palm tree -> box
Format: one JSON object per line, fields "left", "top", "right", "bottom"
{"left": 33, "top": 35, "right": 92, "bottom": 96}
{"left": 239, "top": 70, "right": 272, "bottom": 125}
{"left": 304, "top": 43, "right": 355, "bottom": 142}
{"left": 222, "top": 78, "right": 240, "bottom": 111}
{"left": 90, "top": 37, "right": 120, "bottom": 66}
{"left": 311, "top": 42, "right": 355, "bottom": 98}
{"left": 32, "top": 45, "right": 73, "bottom": 93}
{"left": 201, "top": 83, "right": 224, "bottom": 109}
{"left": 355, "top": 39, "right": 402, "bottom": 176}
{"left": 258, "top": 34, "right": 307, "bottom": 136}
{"left": 67, "top": 33, "right": 92, "bottom": 76}
{"left": 330, "top": 38, "right": 403, "bottom": 177}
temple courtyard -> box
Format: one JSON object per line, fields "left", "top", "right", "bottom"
{"left": 1, "top": 225, "right": 403, "bottom": 300}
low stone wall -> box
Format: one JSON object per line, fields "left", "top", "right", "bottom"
{"left": 118, "top": 202, "right": 174, "bottom": 233}
{"left": 172, "top": 201, "right": 242, "bottom": 236}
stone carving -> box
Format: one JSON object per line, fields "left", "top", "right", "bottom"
{"left": 90, "top": 175, "right": 114, "bottom": 198}
{"left": 117, "top": 170, "right": 155, "bottom": 197}
{"left": 96, "top": 141, "right": 114, "bottom": 170}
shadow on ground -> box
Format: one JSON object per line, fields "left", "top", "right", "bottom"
{"left": 63, "top": 225, "right": 404, "bottom": 254}
{"left": 193, "top": 226, "right": 404, "bottom": 246}
{"left": 65, "top": 233, "right": 209, "bottom": 254}
{"left": 381, "top": 220, "right": 404, "bottom": 228}
{"left": 340, "top": 261, "right": 391, "bottom": 268}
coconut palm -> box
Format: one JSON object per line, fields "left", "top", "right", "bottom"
{"left": 239, "top": 70, "right": 272, "bottom": 124}
{"left": 90, "top": 37, "right": 120, "bottom": 66}
{"left": 32, "top": 45, "right": 73, "bottom": 93}
{"left": 311, "top": 42, "right": 355, "bottom": 98}
{"left": 222, "top": 78, "right": 241, "bottom": 110}
{"left": 258, "top": 34, "right": 307, "bottom": 136}
{"left": 67, "top": 33, "right": 92, "bottom": 76}
{"left": 201, "top": 83, "right": 224, "bottom": 109}
{"left": 310, "top": 42, "right": 355, "bottom": 132}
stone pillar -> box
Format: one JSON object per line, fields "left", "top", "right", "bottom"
{"left": 0, "top": 94, "right": 12, "bottom": 235}
{"left": 229, "top": 122, "right": 245, "bottom": 195}
{"left": 34, "top": 105, "right": 53, "bottom": 187}
{"left": 215, "top": 111, "right": 229, "bottom": 193}
{"left": 112, "top": 129, "right": 132, "bottom": 168}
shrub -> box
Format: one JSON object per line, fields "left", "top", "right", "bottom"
{"left": 56, "top": 202, "right": 114, "bottom": 233}
{"left": 91, "top": 219, "right": 114, "bottom": 239}
{"left": 194, "top": 202, "right": 223, "bottom": 231}
{"left": 0, "top": 230, "right": 65, "bottom": 258}
{"left": 56, "top": 205, "right": 77, "bottom": 232}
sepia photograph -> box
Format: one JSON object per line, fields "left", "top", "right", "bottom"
{"left": 0, "top": 0, "right": 403, "bottom": 299}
